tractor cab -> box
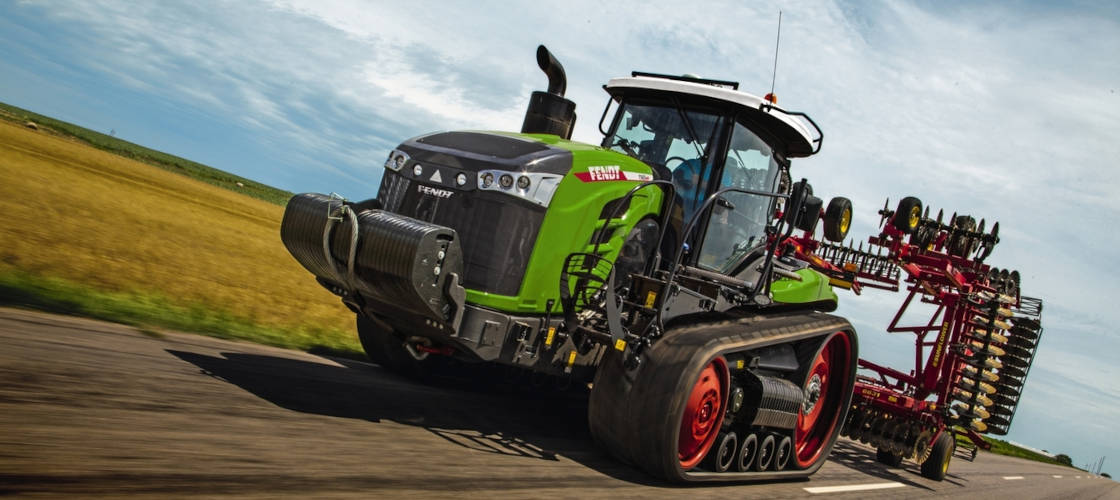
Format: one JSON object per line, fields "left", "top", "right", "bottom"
{"left": 599, "top": 73, "right": 822, "bottom": 272}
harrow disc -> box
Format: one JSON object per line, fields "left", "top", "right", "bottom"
{"left": 998, "top": 364, "right": 1028, "bottom": 379}
{"left": 1011, "top": 317, "right": 1041, "bottom": 331}
{"left": 966, "top": 329, "right": 1009, "bottom": 345}
{"left": 1008, "top": 326, "right": 1040, "bottom": 341}
{"left": 959, "top": 355, "right": 1003, "bottom": 371}
{"left": 1000, "top": 355, "right": 1031, "bottom": 369}
{"left": 1002, "top": 344, "right": 1033, "bottom": 359}
{"left": 968, "top": 341, "right": 1006, "bottom": 357}
{"left": 989, "top": 393, "right": 1018, "bottom": 407}
{"left": 956, "top": 378, "right": 996, "bottom": 395}
{"left": 968, "top": 419, "right": 988, "bottom": 432}
{"left": 953, "top": 389, "right": 994, "bottom": 407}
{"left": 994, "top": 384, "right": 1022, "bottom": 398}
{"left": 1006, "top": 334, "right": 1037, "bottom": 349}
{"left": 914, "top": 428, "right": 935, "bottom": 464}
{"left": 989, "top": 404, "right": 1015, "bottom": 417}
{"left": 960, "top": 364, "right": 999, "bottom": 383}
{"left": 987, "top": 415, "right": 1012, "bottom": 427}
{"left": 952, "top": 402, "right": 991, "bottom": 420}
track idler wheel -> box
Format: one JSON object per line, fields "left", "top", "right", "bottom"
{"left": 794, "top": 331, "right": 854, "bottom": 468}
{"left": 678, "top": 358, "right": 728, "bottom": 469}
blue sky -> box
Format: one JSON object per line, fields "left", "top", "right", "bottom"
{"left": 2, "top": 0, "right": 1118, "bottom": 473}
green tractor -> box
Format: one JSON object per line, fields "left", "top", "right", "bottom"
{"left": 281, "top": 45, "right": 857, "bottom": 482}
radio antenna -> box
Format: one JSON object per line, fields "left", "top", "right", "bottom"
{"left": 768, "top": 10, "right": 782, "bottom": 102}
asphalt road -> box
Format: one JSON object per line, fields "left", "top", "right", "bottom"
{"left": 1, "top": 307, "right": 1116, "bottom": 499}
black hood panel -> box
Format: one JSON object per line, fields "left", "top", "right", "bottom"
{"left": 400, "top": 131, "right": 573, "bottom": 175}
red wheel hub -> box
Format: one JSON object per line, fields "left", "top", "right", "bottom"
{"left": 678, "top": 357, "right": 727, "bottom": 470}
{"left": 794, "top": 331, "right": 852, "bottom": 468}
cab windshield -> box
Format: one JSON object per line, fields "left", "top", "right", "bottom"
{"left": 604, "top": 101, "right": 723, "bottom": 221}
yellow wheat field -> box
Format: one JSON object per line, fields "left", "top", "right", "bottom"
{"left": 0, "top": 120, "right": 354, "bottom": 343}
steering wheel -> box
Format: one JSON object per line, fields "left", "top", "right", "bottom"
{"left": 665, "top": 156, "right": 689, "bottom": 169}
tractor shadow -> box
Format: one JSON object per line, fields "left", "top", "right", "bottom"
{"left": 828, "top": 440, "right": 967, "bottom": 489}
{"left": 166, "top": 349, "right": 659, "bottom": 485}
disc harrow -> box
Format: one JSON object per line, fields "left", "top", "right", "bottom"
{"left": 801, "top": 196, "right": 1045, "bottom": 478}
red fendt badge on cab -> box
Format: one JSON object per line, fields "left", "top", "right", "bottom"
{"left": 574, "top": 165, "right": 653, "bottom": 182}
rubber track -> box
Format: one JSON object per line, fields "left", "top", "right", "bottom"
{"left": 588, "top": 312, "right": 858, "bottom": 483}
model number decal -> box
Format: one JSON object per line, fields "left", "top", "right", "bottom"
{"left": 575, "top": 165, "right": 653, "bottom": 182}
{"left": 417, "top": 185, "right": 454, "bottom": 199}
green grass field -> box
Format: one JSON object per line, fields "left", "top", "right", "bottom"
{"left": 0, "top": 115, "right": 359, "bottom": 357}
{"left": 0, "top": 102, "right": 292, "bottom": 205}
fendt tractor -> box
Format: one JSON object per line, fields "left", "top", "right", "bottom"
{"left": 279, "top": 46, "right": 1041, "bottom": 483}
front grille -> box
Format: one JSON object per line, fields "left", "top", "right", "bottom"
{"left": 377, "top": 171, "right": 544, "bottom": 296}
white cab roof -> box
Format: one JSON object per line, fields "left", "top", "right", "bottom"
{"left": 605, "top": 75, "right": 820, "bottom": 157}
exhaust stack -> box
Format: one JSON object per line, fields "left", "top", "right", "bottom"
{"left": 521, "top": 45, "right": 576, "bottom": 139}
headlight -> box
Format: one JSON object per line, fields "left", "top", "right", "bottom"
{"left": 456, "top": 173, "right": 468, "bottom": 186}
{"left": 413, "top": 164, "right": 424, "bottom": 177}
{"left": 477, "top": 170, "right": 563, "bottom": 207}
{"left": 385, "top": 149, "right": 410, "bottom": 171}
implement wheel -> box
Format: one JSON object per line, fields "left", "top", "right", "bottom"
{"left": 892, "top": 197, "right": 923, "bottom": 234}
{"left": 920, "top": 432, "right": 955, "bottom": 481}
{"left": 794, "top": 331, "right": 854, "bottom": 468}
{"left": 823, "top": 197, "right": 853, "bottom": 242}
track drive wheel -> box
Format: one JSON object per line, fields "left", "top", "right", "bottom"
{"left": 794, "top": 331, "right": 854, "bottom": 468}
{"left": 920, "top": 432, "right": 955, "bottom": 481}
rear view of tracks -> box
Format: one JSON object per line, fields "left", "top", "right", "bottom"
{"left": 0, "top": 307, "right": 1114, "bottom": 499}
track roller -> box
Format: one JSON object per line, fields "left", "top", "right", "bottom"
{"left": 776, "top": 435, "right": 793, "bottom": 471}
{"left": 736, "top": 433, "right": 759, "bottom": 472}
{"left": 704, "top": 432, "right": 738, "bottom": 472}
{"left": 756, "top": 434, "right": 776, "bottom": 471}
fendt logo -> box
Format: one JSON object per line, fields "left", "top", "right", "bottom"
{"left": 574, "top": 165, "right": 654, "bottom": 183}
{"left": 417, "top": 185, "right": 454, "bottom": 199}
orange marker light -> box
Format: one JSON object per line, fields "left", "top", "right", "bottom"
{"left": 764, "top": 93, "right": 778, "bottom": 104}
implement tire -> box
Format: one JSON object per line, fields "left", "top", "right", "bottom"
{"left": 920, "top": 432, "right": 955, "bottom": 481}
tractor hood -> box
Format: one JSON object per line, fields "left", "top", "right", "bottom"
{"left": 397, "top": 130, "right": 573, "bottom": 177}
